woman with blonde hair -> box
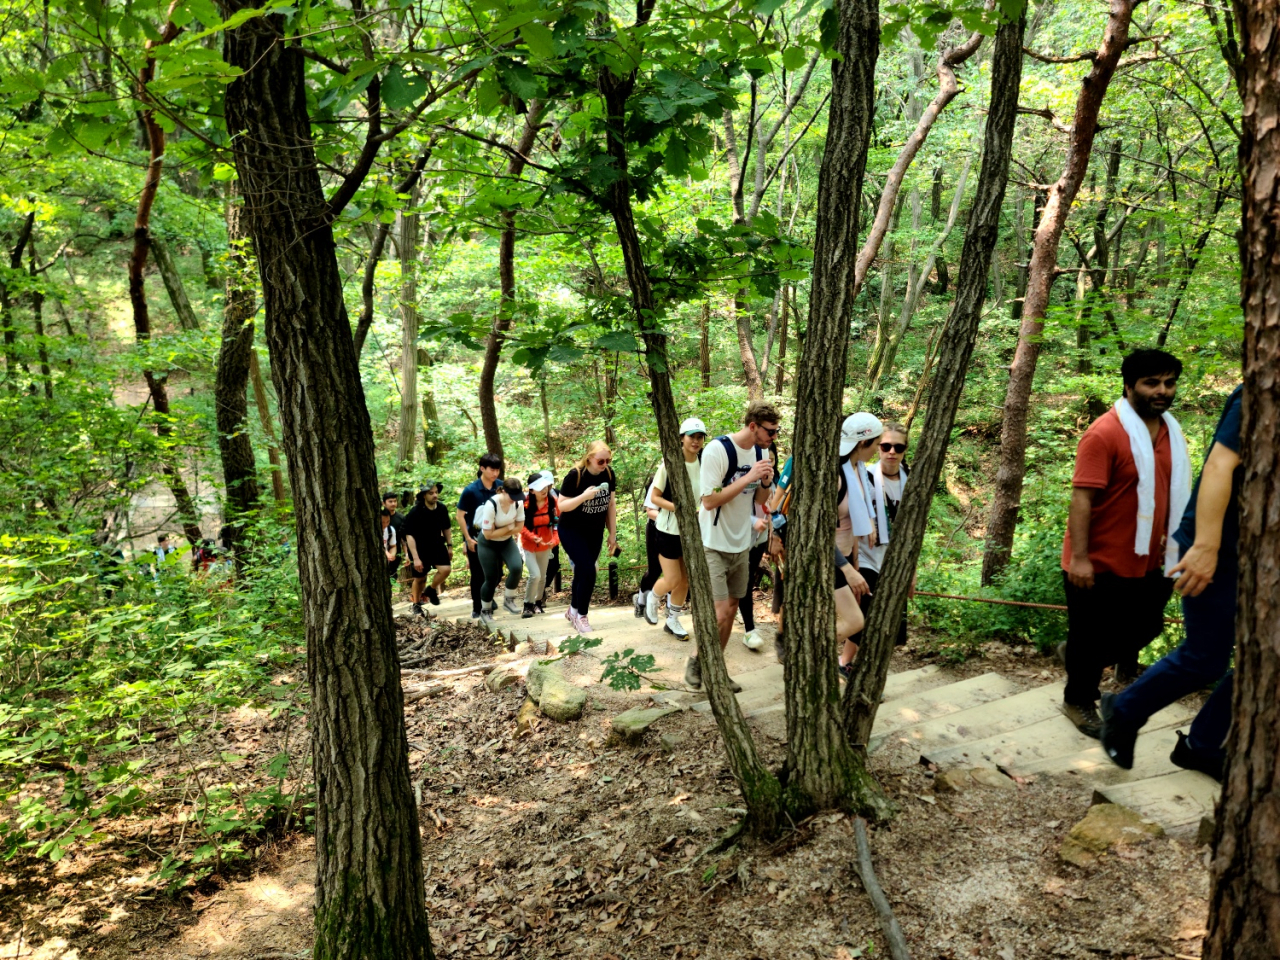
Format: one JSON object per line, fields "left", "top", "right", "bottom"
{"left": 558, "top": 440, "right": 618, "bottom": 632}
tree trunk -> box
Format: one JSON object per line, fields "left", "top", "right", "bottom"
{"left": 539, "top": 375, "right": 556, "bottom": 473}
{"left": 732, "top": 294, "right": 765, "bottom": 399}
{"left": 2, "top": 212, "right": 34, "bottom": 393}
{"left": 29, "top": 242, "right": 52, "bottom": 401}
{"left": 599, "top": 14, "right": 788, "bottom": 837}
{"left": 419, "top": 347, "right": 445, "bottom": 466}
{"left": 395, "top": 191, "right": 420, "bottom": 471}
{"left": 772, "top": 287, "right": 789, "bottom": 394}
{"left": 478, "top": 104, "right": 544, "bottom": 460}
{"left": 785, "top": 0, "right": 887, "bottom": 817}
{"left": 130, "top": 6, "right": 203, "bottom": 547}
{"left": 215, "top": 191, "right": 261, "bottom": 552}
{"left": 249, "top": 348, "right": 287, "bottom": 503}
{"left": 151, "top": 236, "right": 201, "bottom": 331}
{"left": 982, "top": 0, "right": 1138, "bottom": 586}
{"left": 699, "top": 300, "right": 711, "bottom": 388}
{"left": 222, "top": 10, "right": 432, "bottom": 958}
{"left": 845, "top": 8, "right": 1025, "bottom": 745}
{"left": 1204, "top": 2, "right": 1280, "bottom": 953}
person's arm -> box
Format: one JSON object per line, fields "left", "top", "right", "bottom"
{"left": 837, "top": 548, "right": 870, "bottom": 598}
{"left": 607, "top": 491, "right": 618, "bottom": 551}
{"left": 1169, "top": 441, "right": 1241, "bottom": 597}
{"left": 1065, "top": 487, "right": 1098, "bottom": 588}
{"left": 557, "top": 472, "right": 596, "bottom": 512}
{"left": 457, "top": 507, "right": 476, "bottom": 551}
{"left": 702, "top": 453, "right": 772, "bottom": 510}
{"left": 406, "top": 534, "right": 424, "bottom": 572}
{"left": 649, "top": 467, "right": 675, "bottom": 513}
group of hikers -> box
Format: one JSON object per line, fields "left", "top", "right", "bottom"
{"left": 382, "top": 399, "right": 914, "bottom": 693}
{"left": 380, "top": 347, "right": 1240, "bottom": 780}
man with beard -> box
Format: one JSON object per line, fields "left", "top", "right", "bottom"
{"left": 1059, "top": 349, "right": 1190, "bottom": 738}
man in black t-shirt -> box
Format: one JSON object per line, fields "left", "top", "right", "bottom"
{"left": 405, "top": 482, "right": 453, "bottom": 616}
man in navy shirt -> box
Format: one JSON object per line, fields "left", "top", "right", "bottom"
{"left": 1101, "top": 386, "right": 1243, "bottom": 781}
{"left": 456, "top": 452, "right": 502, "bottom": 619}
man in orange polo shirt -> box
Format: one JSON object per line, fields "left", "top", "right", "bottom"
{"left": 1060, "top": 349, "right": 1187, "bottom": 738}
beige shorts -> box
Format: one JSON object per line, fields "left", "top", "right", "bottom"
{"left": 704, "top": 547, "right": 749, "bottom": 602}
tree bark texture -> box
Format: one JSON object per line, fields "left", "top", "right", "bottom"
{"left": 222, "top": 11, "right": 432, "bottom": 959}
{"left": 1204, "top": 2, "right": 1280, "bottom": 954}
{"left": 785, "top": 0, "right": 885, "bottom": 816}
{"left": 732, "top": 295, "right": 765, "bottom": 399}
{"left": 130, "top": 6, "right": 203, "bottom": 547}
{"left": 773, "top": 288, "right": 789, "bottom": 394}
{"left": 699, "top": 300, "right": 711, "bottom": 388}
{"left": 845, "top": 10, "right": 1025, "bottom": 745}
{"left": 598, "top": 9, "right": 788, "bottom": 836}
{"left": 29, "top": 243, "right": 52, "bottom": 401}
{"left": 982, "top": 0, "right": 1137, "bottom": 586}
{"left": 151, "top": 236, "right": 201, "bottom": 331}
{"left": 396, "top": 192, "right": 421, "bottom": 471}
{"left": 215, "top": 194, "right": 261, "bottom": 548}
{"left": 479, "top": 104, "right": 544, "bottom": 461}
{"left": 2, "top": 212, "right": 35, "bottom": 393}
{"left": 249, "top": 348, "right": 288, "bottom": 503}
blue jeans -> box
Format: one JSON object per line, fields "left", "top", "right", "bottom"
{"left": 1111, "top": 547, "right": 1236, "bottom": 760}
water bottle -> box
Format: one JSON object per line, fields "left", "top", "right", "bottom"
{"left": 595, "top": 481, "right": 609, "bottom": 496}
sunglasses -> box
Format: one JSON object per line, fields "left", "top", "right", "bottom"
{"left": 760, "top": 426, "right": 780, "bottom": 437}
{"left": 594, "top": 457, "right": 612, "bottom": 466}
{"left": 880, "top": 442, "right": 908, "bottom": 454}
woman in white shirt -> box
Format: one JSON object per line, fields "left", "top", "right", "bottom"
{"left": 475, "top": 477, "right": 526, "bottom": 625}
{"left": 644, "top": 418, "right": 706, "bottom": 639}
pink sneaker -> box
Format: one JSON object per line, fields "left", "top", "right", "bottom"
{"left": 565, "top": 607, "right": 574, "bottom": 623}
{"left": 577, "top": 615, "right": 592, "bottom": 634}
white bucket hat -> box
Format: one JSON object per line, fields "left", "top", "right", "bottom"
{"left": 839, "top": 412, "right": 884, "bottom": 456}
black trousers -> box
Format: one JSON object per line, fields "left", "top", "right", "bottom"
{"left": 737, "top": 541, "right": 769, "bottom": 631}
{"left": 1062, "top": 568, "right": 1173, "bottom": 706}
{"left": 850, "top": 566, "right": 909, "bottom": 648}
{"left": 639, "top": 519, "right": 660, "bottom": 594}
{"left": 465, "top": 541, "right": 485, "bottom": 614}
{"left": 560, "top": 526, "right": 604, "bottom": 615}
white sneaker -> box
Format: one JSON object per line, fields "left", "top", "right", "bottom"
{"left": 742, "top": 631, "right": 764, "bottom": 651}
{"left": 664, "top": 611, "right": 689, "bottom": 640}
{"left": 480, "top": 603, "right": 497, "bottom": 628}
{"left": 633, "top": 591, "right": 645, "bottom": 618}
{"left": 644, "top": 590, "right": 660, "bottom": 625}
{"left": 576, "top": 612, "right": 593, "bottom": 634}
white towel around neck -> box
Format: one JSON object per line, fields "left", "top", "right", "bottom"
{"left": 869, "top": 461, "right": 907, "bottom": 545}
{"left": 1113, "top": 398, "right": 1192, "bottom": 571}
{"left": 842, "top": 460, "right": 876, "bottom": 538}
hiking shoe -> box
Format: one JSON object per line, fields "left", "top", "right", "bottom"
{"left": 664, "top": 610, "right": 689, "bottom": 639}
{"left": 1114, "top": 661, "right": 1148, "bottom": 685}
{"left": 578, "top": 614, "right": 593, "bottom": 633}
{"left": 521, "top": 603, "right": 536, "bottom": 619}
{"left": 684, "top": 656, "right": 702, "bottom": 689}
{"left": 633, "top": 591, "right": 646, "bottom": 618}
{"left": 479, "top": 603, "right": 497, "bottom": 627}
{"left": 1099, "top": 692, "right": 1137, "bottom": 769}
{"left": 425, "top": 585, "right": 440, "bottom": 605}
{"left": 535, "top": 600, "right": 545, "bottom": 614}
{"left": 742, "top": 630, "right": 763, "bottom": 651}
{"left": 727, "top": 677, "right": 743, "bottom": 694}
{"left": 1170, "top": 730, "right": 1225, "bottom": 783}
{"left": 644, "top": 590, "right": 660, "bottom": 625}
{"left": 471, "top": 609, "right": 482, "bottom": 620}
{"left": 503, "top": 592, "right": 522, "bottom": 615}
{"left": 1063, "top": 700, "right": 1103, "bottom": 739}
{"left": 839, "top": 662, "right": 854, "bottom": 682}
{"left": 774, "top": 632, "right": 786, "bottom": 663}
{"left": 412, "top": 601, "right": 425, "bottom": 618}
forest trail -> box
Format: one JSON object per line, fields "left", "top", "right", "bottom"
{"left": 398, "top": 596, "right": 1220, "bottom": 836}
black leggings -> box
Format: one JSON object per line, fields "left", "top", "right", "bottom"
{"left": 560, "top": 526, "right": 603, "bottom": 615}
{"left": 640, "top": 519, "right": 660, "bottom": 594}
{"left": 737, "top": 541, "right": 768, "bottom": 631}
{"left": 852, "top": 567, "right": 909, "bottom": 648}
{"left": 477, "top": 535, "right": 523, "bottom": 604}
{"left": 465, "top": 540, "right": 485, "bottom": 614}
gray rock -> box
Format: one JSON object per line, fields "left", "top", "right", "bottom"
{"left": 1059, "top": 803, "right": 1164, "bottom": 866}
{"left": 660, "top": 733, "right": 684, "bottom": 753}
{"left": 525, "top": 660, "right": 555, "bottom": 701}
{"left": 538, "top": 674, "right": 587, "bottom": 722}
{"left": 609, "top": 706, "right": 679, "bottom": 743}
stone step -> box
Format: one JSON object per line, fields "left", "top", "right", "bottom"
{"left": 1093, "top": 769, "right": 1220, "bottom": 833}
{"left": 881, "top": 664, "right": 953, "bottom": 702}
{"left": 879, "top": 681, "right": 1067, "bottom": 754}
{"left": 1011, "top": 725, "right": 1188, "bottom": 787}
{"left": 872, "top": 673, "right": 1023, "bottom": 739}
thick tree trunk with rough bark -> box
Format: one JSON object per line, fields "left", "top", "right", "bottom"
{"left": 215, "top": 195, "right": 260, "bottom": 552}
{"left": 1204, "top": 2, "right": 1280, "bottom": 954}
{"left": 222, "top": 10, "right": 432, "bottom": 959}
{"left": 151, "top": 236, "right": 201, "bottom": 331}
{"left": 845, "top": 10, "right": 1025, "bottom": 745}
{"left": 479, "top": 105, "right": 544, "bottom": 459}
{"left": 785, "top": 0, "right": 886, "bottom": 817}
{"left": 982, "top": 0, "right": 1137, "bottom": 585}
{"left": 598, "top": 10, "right": 787, "bottom": 836}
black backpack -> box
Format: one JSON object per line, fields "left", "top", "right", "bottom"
{"left": 710, "top": 436, "right": 763, "bottom": 526}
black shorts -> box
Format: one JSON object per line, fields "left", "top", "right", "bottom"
{"left": 410, "top": 542, "right": 451, "bottom": 576}
{"left": 654, "top": 528, "right": 684, "bottom": 560}
{"left": 835, "top": 553, "right": 856, "bottom": 590}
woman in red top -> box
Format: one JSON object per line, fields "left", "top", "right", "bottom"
{"left": 521, "top": 471, "right": 559, "bottom": 617}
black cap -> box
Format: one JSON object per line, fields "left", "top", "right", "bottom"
{"left": 419, "top": 480, "right": 444, "bottom": 494}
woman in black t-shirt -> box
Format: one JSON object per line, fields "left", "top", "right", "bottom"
{"left": 558, "top": 440, "right": 618, "bottom": 632}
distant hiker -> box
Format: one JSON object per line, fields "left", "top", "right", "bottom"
{"left": 1060, "top": 349, "right": 1189, "bottom": 738}
{"left": 383, "top": 491, "right": 406, "bottom": 580}
{"left": 848, "top": 422, "right": 913, "bottom": 657}
{"left": 558, "top": 441, "right": 618, "bottom": 633}
{"left": 457, "top": 453, "right": 503, "bottom": 620}
{"left": 736, "top": 498, "right": 771, "bottom": 651}
{"left": 404, "top": 482, "right": 452, "bottom": 617}
{"left": 644, "top": 417, "right": 707, "bottom": 640}
{"left": 153, "top": 534, "right": 178, "bottom": 582}
{"left": 633, "top": 476, "right": 662, "bottom": 621}
{"left": 192, "top": 538, "right": 218, "bottom": 575}
{"left": 380, "top": 508, "right": 399, "bottom": 579}
{"left": 475, "top": 477, "right": 526, "bottom": 626}
{"left": 1100, "top": 385, "right": 1243, "bottom": 781}
{"left": 835, "top": 412, "right": 880, "bottom": 676}
{"left": 521, "top": 471, "right": 559, "bottom": 618}
{"left": 689, "top": 401, "right": 779, "bottom": 691}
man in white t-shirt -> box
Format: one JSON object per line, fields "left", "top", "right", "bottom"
{"left": 688, "top": 400, "right": 779, "bottom": 690}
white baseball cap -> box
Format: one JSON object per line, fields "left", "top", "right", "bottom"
{"left": 839, "top": 412, "right": 884, "bottom": 456}
{"left": 679, "top": 417, "right": 708, "bottom": 436}
{"left": 528, "top": 471, "right": 555, "bottom": 492}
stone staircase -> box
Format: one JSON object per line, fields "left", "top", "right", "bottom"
{"left": 396, "top": 595, "right": 1219, "bottom": 835}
